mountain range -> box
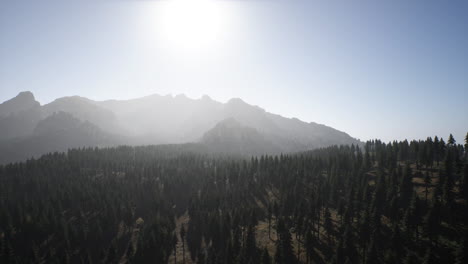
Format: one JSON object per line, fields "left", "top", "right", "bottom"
{"left": 0, "top": 91, "right": 360, "bottom": 164}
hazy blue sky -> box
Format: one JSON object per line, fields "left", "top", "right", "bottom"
{"left": 1, "top": 0, "right": 467, "bottom": 142}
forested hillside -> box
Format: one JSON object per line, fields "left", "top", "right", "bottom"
{"left": 1, "top": 134, "right": 467, "bottom": 264}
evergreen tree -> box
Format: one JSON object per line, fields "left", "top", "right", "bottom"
{"left": 359, "top": 211, "right": 371, "bottom": 256}
{"left": 424, "top": 201, "right": 441, "bottom": 245}
{"left": 274, "top": 218, "right": 296, "bottom": 264}
{"left": 455, "top": 235, "right": 467, "bottom": 264}
{"left": 126, "top": 244, "right": 134, "bottom": 263}
{"left": 403, "top": 192, "right": 421, "bottom": 240}
{"left": 423, "top": 247, "right": 437, "bottom": 264}
{"left": 0, "top": 135, "right": 467, "bottom": 263}
{"left": 404, "top": 252, "right": 419, "bottom": 264}
{"left": 172, "top": 233, "right": 178, "bottom": 264}
{"left": 242, "top": 226, "right": 260, "bottom": 263}
{"left": 323, "top": 208, "right": 333, "bottom": 243}
{"left": 448, "top": 134, "right": 456, "bottom": 146}
{"left": 424, "top": 171, "right": 431, "bottom": 203}
{"left": 304, "top": 229, "right": 314, "bottom": 264}
{"left": 399, "top": 163, "right": 413, "bottom": 207}
{"left": 464, "top": 132, "right": 468, "bottom": 159}
{"left": 365, "top": 237, "right": 378, "bottom": 264}
{"left": 180, "top": 224, "right": 186, "bottom": 264}
{"left": 390, "top": 225, "right": 403, "bottom": 260}
{"left": 268, "top": 203, "right": 273, "bottom": 240}
{"left": 261, "top": 248, "right": 271, "bottom": 264}
{"left": 434, "top": 136, "right": 440, "bottom": 165}
{"left": 462, "top": 163, "right": 468, "bottom": 200}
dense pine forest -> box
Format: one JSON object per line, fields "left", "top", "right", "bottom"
{"left": 1, "top": 133, "right": 468, "bottom": 264}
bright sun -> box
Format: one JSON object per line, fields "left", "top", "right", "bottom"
{"left": 155, "top": 0, "right": 231, "bottom": 52}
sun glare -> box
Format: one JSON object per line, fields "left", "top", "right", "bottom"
{"left": 155, "top": 0, "right": 231, "bottom": 52}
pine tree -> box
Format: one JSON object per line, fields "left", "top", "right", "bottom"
{"left": 2, "top": 134, "right": 468, "bottom": 263}
{"left": 388, "top": 196, "right": 399, "bottom": 222}
{"left": 424, "top": 171, "right": 431, "bottom": 203}
{"left": 126, "top": 244, "right": 134, "bottom": 263}
{"left": 448, "top": 134, "right": 456, "bottom": 146}
{"left": 423, "top": 247, "right": 437, "bottom": 264}
{"left": 243, "top": 226, "right": 259, "bottom": 263}
{"left": 370, "top": 208, "right": 381, "bottom": 234}
{"left": 304, "top": 229, "right": 314, "bottom": 264}
{"left": 180, "top": 224, "right": 186, "bottom": 264}
{"left": 359, "top": 211, "right": 371, "bottom": 256}
{"left": 464, "top": 132, "right": 468, "bottom": 159}
{"left": 196, "top": 251, "right": 205, "bottom": 264}
{"left": 105, "top": 242, "right": 117, "bottom": 264}
{"left": 365, "top": 237, "right": 378, "bottom": 264}
{"left": 404, "top": 252, "right": 419, "bottom": 264}
{"left": 403, "top": 192, "right": 421, "bottom": 240}
{"left": 439, "top": 138, "right": 447, "bottom": 166}
{"left": 1, "top": 237, "right": 14, "bottom": 264}
{"left": 399, "top": 163, "right": 413, "bottom": 207}
{"left": 274, "top": 218, "right": 296, "bottom": 264}
{"left": 261, "top": 248, "right": 271, "bottom": 264}
{"left": 424, "top": 200, "right": 441, "bottom": 245}
{"left": 462, "top": 163, "right": 468, "bottom": 200}
{"left": 173, "top": 233, "right": 178, "bottom": 264}
{"left": 455, "top": 233, "right": 467, "bottom": 264}
{"left": 443, "top": 150, "right": 455, "bottom": 209}
{"left": 434, "top": 136, "right": 440, "bottom": 165}
{"left": 323, "top": 208, "right": 333, "bottom": 244}
{"left": 340, "top": 225, "right": 357, "bottom": 262}
{"left": 390, "top": 225, "right": 403, "bottom": 260}
{"left": 268, "top": 203, "right": 273, "bottom": 240}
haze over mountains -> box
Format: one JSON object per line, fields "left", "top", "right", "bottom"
{"left": 0, "top": 91, "right": 359, "bottom": 164}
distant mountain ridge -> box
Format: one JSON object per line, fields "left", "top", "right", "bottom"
{"left": 0, "top": 91, "right": 360, "bottom": 163}
{"left": 0, "top": 91, "right": 39, "bottom": 117}
{"left": 0, "top": 92, "right": 42, "bottom": 141}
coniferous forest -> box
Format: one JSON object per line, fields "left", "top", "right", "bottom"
{"left": 1, "top": 133, "right": 468, "bottom": 264}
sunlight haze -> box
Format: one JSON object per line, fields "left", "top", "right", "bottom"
{"left": 1, "top": 0, "right": 467, "bottom": 142}
{"left": 2, "top": 1, "right": 468, "bottom": 263}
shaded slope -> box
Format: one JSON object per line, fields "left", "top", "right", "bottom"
{"left": 0, "top": 91, "right": 42, "bottom": 140}
{"left": 0, "top": 112, "right": 117, "bottom": 164}
{"left": 201, "top": 118, "right": 282, "bottom": 155}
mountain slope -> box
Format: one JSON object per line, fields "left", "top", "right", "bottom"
{"left": 201, "top": 118, "right": 282, "bottom": 155}
{"left": 94, "top": 94, "right": 360, "bottom": 150}
{"left": 0, "top": 91, "right": 360, "bottom": 163}
{"left": 0, "top": 91, "right": 39, "bottom": 117}
{"left": 0, "top": 92, "right": 42, "bottom": 140}
{"left": 96, "top": 94, "right": 224, "bottom": 143}
{"left": 43, "top": 96, "right": 122, "bottom": 133}
{"left": 0, "top": 112, "right": 118, "bottom": 164}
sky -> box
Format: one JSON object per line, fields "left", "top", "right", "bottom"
{"left": 1, "top": 0, "right": 467, "bottom": 143}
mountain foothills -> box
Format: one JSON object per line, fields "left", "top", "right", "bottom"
{"left": 2, "top": 91, "right": 467, "bottom": 264}
{"left": 0, "top": 91, "right": 358, "bottom": 164}
{"left": 0, "top": 135, "right": 467, "bottom": 263}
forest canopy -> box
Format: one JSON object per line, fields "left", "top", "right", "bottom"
{"left": 1, "top": 133, "right": 467, "bottom": 264}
